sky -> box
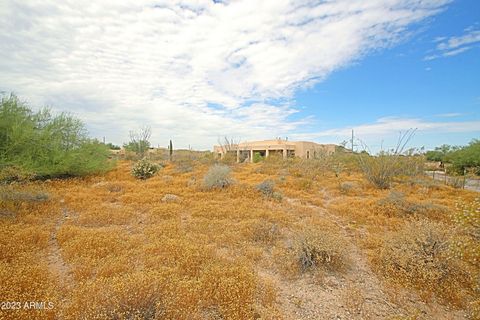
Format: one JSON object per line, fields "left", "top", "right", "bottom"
{"left": 0, "top": 0, "right": 479, "bottom": 152}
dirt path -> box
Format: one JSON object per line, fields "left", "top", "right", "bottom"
{"left": 265, "top": 191, "right": 398, "bottom": 319}
{"left": 46, "top": 206, "right": 75, "bottom": 312}
{"left": 260, "top": 189, "right": 467, "bottom": 319}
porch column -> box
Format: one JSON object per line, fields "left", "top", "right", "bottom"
{"left": 266, "top": 149, "right": 269, "bottom": 158}
{"left": 250, "top": 149, "right": 254, "bottom": 163}
{"left": 282, "top": 148, "right": 287, "bottom": 159}
{"left": 236, "top": 149, "right": 240, "bottom": 163}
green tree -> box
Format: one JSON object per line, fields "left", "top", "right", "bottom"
{"left": 446, "top": 139, "right": 480, "bottom": 174}
{"left": 0, "top": 94, "right": 112, "bottom": 180}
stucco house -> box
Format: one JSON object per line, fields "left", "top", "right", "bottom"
{"left": 213, "top": 139, "right": 337, "bottom": 162}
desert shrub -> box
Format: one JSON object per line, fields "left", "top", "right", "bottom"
{"left": 296, "top": 228, "right": 349, "bottom": 273}
{"left": 376, "top": 191, "right": 448, "bottom": 217}
{"left": 252, "top": 152, "right": 264, "bottom": 163}
{"left": 256, "top": 179, "right": 282, "bottom": 201}
{"left": 0, "top": 94, "right": 112, "bottom": 179}
{"left": 376, "top": 219, "right": 471, "bottom": 304}
{"left": 358, "top": 130, "right": 422, "bottom": 189}
{"left": 339, "top": 181, "right": 359, "bottom": 194}
{"left": 358, "top": 153, "right": 401, "bottom": 189}
{"left": 203, "top": 164, "right": 233, "bottom": 189}
{"left": 359, "top": 153, "right": 425, "bottom": 189}
{"left": 256, "top": 180, "right": 275, "bottom": 197}
{"left": 131, "top": 159, "right": 160, "bottom": 179}
{"left": 123, "top": 126, "right": 151, "bottom": 158}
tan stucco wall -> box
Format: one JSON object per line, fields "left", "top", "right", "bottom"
{"left": 213, "top": 140, "right": 337, "bottom": 161}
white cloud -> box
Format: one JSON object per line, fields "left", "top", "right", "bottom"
{"left": 0, "top": 0, "right": 451, "bottom": 149}
{"left": 425, "top": 26, "right": 480, "bottom": 60}
{"left": 291, "top": 117, "right": 480, "bottom": 151}
{"left": 434, "top": 112, "right": 463, "bottom": 118}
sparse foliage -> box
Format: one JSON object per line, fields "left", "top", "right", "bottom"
{"left": 203, "top": 164, "right": 233, "bottom": 189}
{"left": 124, "top": 126, "right": 151, "bottom": 157}
{"left": 131, "top": 159, "right": 160, "bottom": 179}
{"left": 358, "top": 129, "right": 418, "bottom": 189}
{"left": 296, "top": 228, "right": 349, "bottom": 273}
{"left": 376, "top": 219, "right": 471, "bottom": 304}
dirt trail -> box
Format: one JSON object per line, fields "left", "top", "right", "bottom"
{"left": 260, "top": 189, "right": 467, "bottom": 319}
{"left": 46, "top": 206, "right": 75, "bottom": 302}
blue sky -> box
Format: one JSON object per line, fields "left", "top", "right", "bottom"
{"left": 0, "top": 0, "right": 479, "bottom": 151}
{"left": 291, "top": 0, "right": 480, "bottom": 150}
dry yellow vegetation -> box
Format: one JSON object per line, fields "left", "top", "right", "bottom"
{"left": 0, "top": 157, "right": 479, "bottom": 319}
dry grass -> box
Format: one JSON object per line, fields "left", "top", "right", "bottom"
{"left": 0, "top": 157, "right": 478, "bottom": 319}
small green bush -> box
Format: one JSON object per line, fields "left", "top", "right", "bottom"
{"left": 252, "top": 152, "right": 263, "bottom": 163}
{"left": 203, "top": 164, "right": 233, "bottom": 189}
{"left": 131, "top": 159, "right": 160, "bottom": 180}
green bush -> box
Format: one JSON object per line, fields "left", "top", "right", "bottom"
{"left": 446, "top": 139, "right": 480, "bottom": 175}
{"left": 131, "top": 159, "right": 160, "bottom": 179}
{"left": 252, "top": 152, "right": 263, "bottom": 163}
{"left": 203, "top": 164, "right": 233, "bottom": 189}
{"left": 426, "top": 140, "right": 480, "bottom": 175}
{"left": 0, "top": 94, "right": 112, "bottom": 180}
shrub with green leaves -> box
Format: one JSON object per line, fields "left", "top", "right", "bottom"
{"left": 203, "top": 164, "right": 233, "bottom": 189}
{"left": 252, "top": 152, "right": 264, "bottom": 163}
{"left": 0, "top": 94, "right": 112, "bottom": 180}
{"left": 131, "top": 159, "right": 160, "bottom": 179}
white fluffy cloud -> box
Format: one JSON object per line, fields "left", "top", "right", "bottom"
{"left": 0, "top": 0, "right": 451, "bottom": 149}
{"left": 425, "top": 25, "right": 480, "bottom": 60}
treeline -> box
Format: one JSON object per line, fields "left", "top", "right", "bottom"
{"left": 0, "top": 94, "right": 112, "bottom": 182}
{"left": 426, "top": 139, "right": 480, "bottom": 175}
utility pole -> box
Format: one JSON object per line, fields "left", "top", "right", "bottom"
{"left": 351, "top": 130, "right": 354, "bottom": 153}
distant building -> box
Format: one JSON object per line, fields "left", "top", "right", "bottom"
{"left": 213, "top": 139, "right": 337, "bottom": 162}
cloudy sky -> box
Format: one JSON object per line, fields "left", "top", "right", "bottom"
{"left": 1, "top": 0, "right": 479, "bottom": 151}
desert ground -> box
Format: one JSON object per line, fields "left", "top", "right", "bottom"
{"left": 1, "top": 155, "right": 479, "bottom": 319}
